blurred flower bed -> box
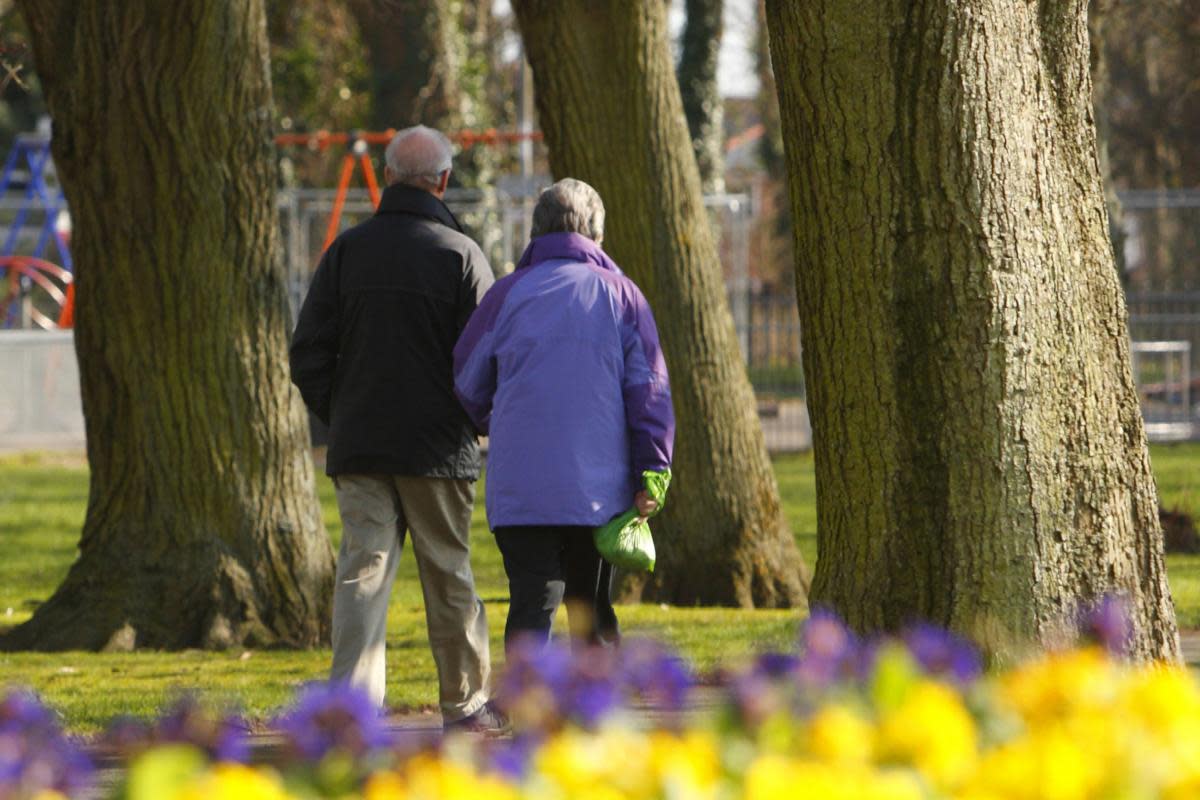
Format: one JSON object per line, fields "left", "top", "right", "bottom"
{"left": 4, "top": 600, "right": 1199, "bottom": 800}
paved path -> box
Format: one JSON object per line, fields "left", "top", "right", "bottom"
{"left": 1182, "top": 630, "right": 1200, "bottom": 664}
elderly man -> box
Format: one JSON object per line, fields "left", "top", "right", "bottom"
{"left": 290, "top": 125, "right": 503, "bottom": 732}
{"left": 453, "top": 178, "right": 674, "bottom": 650}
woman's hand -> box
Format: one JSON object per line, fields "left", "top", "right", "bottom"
{"left": 634, "top": 490, "right": 659, "bottom": 518}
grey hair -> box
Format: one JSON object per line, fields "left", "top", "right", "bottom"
{"left": 384, "top": 125, "right": 454, "bottom": 187}
{"left": 531, "top": 178, "right": 605, "bottom": 242}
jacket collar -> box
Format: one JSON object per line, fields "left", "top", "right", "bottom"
{"left": 516, "top": 231, "right": 623, "bottom": 274}
{"left": 376, "top": 184, "right": 464, "bottom": 233}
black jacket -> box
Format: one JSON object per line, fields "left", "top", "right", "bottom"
{"left": 289, "top": 184, "right": 495, "bottom": 478}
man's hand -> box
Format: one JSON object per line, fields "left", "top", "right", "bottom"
{"left": 634, "top": 490, "right": 659, "bottom": 518}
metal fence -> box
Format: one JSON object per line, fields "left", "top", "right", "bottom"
{"left": 3, "top": 187, "right": 1198, "bottom": 453}
{"left": 735, "top": 290, "right": 1200, "bottom": 450}
{"left": 277, "top": 187, "right": 756, "bottom": 320}
{"left": 1127, "top": 292, "right": 1200, "bottom": 441}
{"left": 0, "top": 330, "right": 84, "bottom": 452}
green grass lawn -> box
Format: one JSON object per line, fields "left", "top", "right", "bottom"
{"left": 0, "top": 445, "right": 1197, "bottom": 731}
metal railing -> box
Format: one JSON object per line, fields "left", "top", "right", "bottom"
{"left": 736, "top": 290, "right": 1200, "bottom": 449}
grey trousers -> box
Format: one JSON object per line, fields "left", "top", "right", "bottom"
{"left": 329, "top": 474, "right": 490, "bottom": 721}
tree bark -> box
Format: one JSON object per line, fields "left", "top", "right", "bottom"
{"left": 345, "top": 0, "right": 462, "bottom": 131}
{"left": 765, "top": 0, "right": 1179, "bottom": 661}
{"left": 346, "top": 0, "right": 502, "bottom": 262}
{"left": 512, "top": 0, "right": 806, "bottom": 608}
{"left": 677, "top": 0, "right": 725, "bottom": 194}
{"left": 1, "top": 0, "right": 335, "bottom": 651}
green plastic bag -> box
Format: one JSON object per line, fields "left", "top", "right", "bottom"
{"left": 593, "top": 469, "right": 672, "bottom": 573}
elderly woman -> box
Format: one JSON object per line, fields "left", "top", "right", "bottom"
{"left": 453, "top": 178, "right": 674, "bottom": 649}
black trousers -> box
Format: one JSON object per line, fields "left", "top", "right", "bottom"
{"left": 493, "top": 525, "right": 620, "bottom": 652}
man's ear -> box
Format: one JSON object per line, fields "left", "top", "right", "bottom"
{"left": 383, "top": 165, "right": 396, "bottom": 186}
{"left": 438, "top": 169, "right": 451, "bottom": 194}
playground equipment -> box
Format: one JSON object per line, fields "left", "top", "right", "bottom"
{"left": 0, "top": 256, "right": 73, "bottom": 329}
{"left": 274, "top": 128, "right": 544, "bottom": 253}
{"left": 0, "top": 133, "right": 74, "bottom": 329}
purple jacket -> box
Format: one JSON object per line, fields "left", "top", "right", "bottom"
{"left": 453, "top": 232, "right": 674, "bottom": 529}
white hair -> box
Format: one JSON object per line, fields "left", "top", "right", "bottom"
{"left": 384, "top": 125, "right": 454, "bottom": 188}
{"left": 531, "top": 178, "right": 605, "bottom": 242}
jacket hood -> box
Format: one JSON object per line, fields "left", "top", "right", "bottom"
{"left": 516, "top": 231, "right": 623, "bottom": 275}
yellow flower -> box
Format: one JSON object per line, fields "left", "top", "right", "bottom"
{"left": 173, "top": 763, "right": 294, "bottom": 800}
{"left": 804, "top": 703, "right": 874, "bottom": 765}
{"left": 532, "top": 726, "right": 662, "bottom": 799}
{"left": 364, "top": 770, "right": 408, "bottom": 800}
{"left": 401, "top": 753, "right": 518, "bottom": 800}
{"left": 998, "top": 648, "right": 1116, "bottom": 726}
{"left": 648, "top": 730, "right": 721, "bottom": 797}
{"left": 745, "top": 755, "right": 923, "bottom": 800}
{"left": 1116, "top": 665, "right": 1200, "bottom": 797}
{"left": 960, "top": 726, "right": 1108, "bottom": 800}
{"left": 1118, "top": 663, "right": 1200, "bottom": 732}
{"left": 876, "top": 679, "right": 977, "bottom": 790}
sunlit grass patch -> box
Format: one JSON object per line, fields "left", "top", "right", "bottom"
{"left": 0, "top": 443, "right": 1196, "bottom": 731}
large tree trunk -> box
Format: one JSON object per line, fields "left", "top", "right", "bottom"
{"left": 346, "top": 0, "right": 502, "bottom": 263}
{"left": 345, "top": 0, "right": 463, "bottom": 131}
{"left": 765, "top": 0, "right": 1179, "bottom": 660}
{"left": 512, "top": 0, "right": 806, "bottom": 608}
{"left": 1, "top": 0, "right": 335, "bottom": 652}
{"left": 677, "top": 0, "right": 725, "bottom": 194}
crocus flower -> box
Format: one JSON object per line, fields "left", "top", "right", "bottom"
{"left": 617, "top": 638, "right": 693, "bottom": 712}
{"left": 1080, "top": 595, "right": 1133, "bottom": 656}
{"left": 0, "top": 690, "right": 94, "bottom": 798}
{"left": 150, "top": 695, "right": 251, "bottom": 763}
{"left": 752, "top": 652, "right": 801, "bottom": 679}
{"left": 274, "top": 682, "right": 393, "bottom": 762}
{"left": 496, "top": 636, "right": 573, "bottom": 708}
{"left": 901, "top": 624, "right": 983, "bottom": 685}
{"left": 486, "top": 733, "right": 540, "bottom": 780}
{"left": 795, "top": 609, "right": 860, "bottom": 687}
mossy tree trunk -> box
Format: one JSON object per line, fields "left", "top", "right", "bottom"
{"left": 512, "top": 0, "right": 806, "bottom": 608}
{"left": 1, "top": 0, "right": 335, "bottom": 652}
{"left": 765, "top": 0, "right": 1179, "bottom": 660}
{"left": 677, "top": 0, "right": 725, "bottom": 194}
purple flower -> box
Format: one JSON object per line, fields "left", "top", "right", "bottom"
{"left": 487, "top": 734, "right": 539, "bottom": 780}
{"left": 559, "top": 646, "right": 622, "bottom": 729}
{"left": 795, "top": 609, "right": 860, "bottom": 686}
{"left": 0, "top": 690, "right": 94, "bottom": 798}
{"left": 498, "top": 637, "right": 698, "bottom": 730}
{"left": 724, "top": 670, "right": 785, "bottom": 728}
{"left": 752, "top": 652, "right": 801, "bottom": 679}
{"left": 274, "top": 682, "right": 393, "bottom": 762}
{"left": 616, "top": 639, "right": 693, "bottom": 712}
{"left": 497, "top": 636, "right": 623, "bottom": 730}
{"left": 901, "top": 624, "right": 982, "bottom": 684}
{"left": 496, "top": 635, "right": 573, "bottom": 719}
{"left": 1080, "top": 595, "right": 1133, "bottom": 655}
{"left": 568, "top": 675, "right": 619, "bottom": 728}
{"left": 149, "top": 695, "right": 251, "bottom": 763}
{"left": 0, "top": 692, "right": 55, "bottom": 734}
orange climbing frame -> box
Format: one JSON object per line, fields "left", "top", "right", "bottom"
{"left": 0, "top": 255, "right": 74, "bottom": 329}
{"left": 275, "top": 129, "right": 543, "bottom": 252}
{"left": 322, "top": 143, "right": 382, "bottom": 252}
